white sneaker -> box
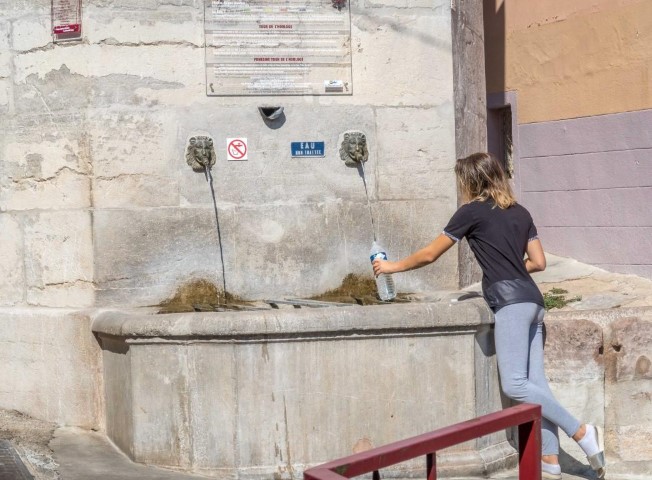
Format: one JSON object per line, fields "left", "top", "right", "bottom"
{"left": 541, "top": 461, "right": 562, "bottom": 479}
{"left": 542, "top": 470, "right": 562, "bottom": 479}
{"left": 580, "top": 424, "right": 606, "bottom": 478}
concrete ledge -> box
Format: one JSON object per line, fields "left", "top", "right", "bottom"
{"left": 91, "top": 298, "right": 493, "bottom": 339}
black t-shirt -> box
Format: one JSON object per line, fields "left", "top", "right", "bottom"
{"left": 444, "top": 200, "right": 544, "bottom": 311}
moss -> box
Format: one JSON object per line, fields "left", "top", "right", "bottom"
{"left": 543, "top": 287, "right": 582, "bottom": 311}
{"left": 310, "top": 273, "right": 378, "bottom": 303}
{"left": 310, "top": 273, "right": 410, "bottom": 304}
{"left": 158, "top": 279, "right": 250, "bottom": 314}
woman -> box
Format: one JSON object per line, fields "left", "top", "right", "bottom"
{"left": 372, "top": 153, "right": 605, "bottom": 479}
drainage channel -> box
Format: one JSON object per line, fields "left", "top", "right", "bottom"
{"left": 0, "top": 440, "right": 33, "bottom": 480}
{"left": 189, "top": 297, "right": 414, "bottom": 312}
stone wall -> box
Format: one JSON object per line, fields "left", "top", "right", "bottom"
{"left": 545, "top": 307, "right": 652, "bottom": 476}
{"left": 0, "top": 0, "right": 460, "bottom": 309}
{"left": 0, "top": 308, "right": 103, "bottom": 428}
{"left": 0, "top": 0, "right": 467, "bottom": 430}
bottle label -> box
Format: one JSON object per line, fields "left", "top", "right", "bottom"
{"left": 370, "top": 252, "right": 387, "bottom": 262}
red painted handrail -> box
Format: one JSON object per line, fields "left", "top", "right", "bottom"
{"left": 304, "top": 403, "right": 541, "bottom": 480}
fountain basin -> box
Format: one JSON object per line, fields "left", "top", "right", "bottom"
{"left": 92, "top": 297, "right": 515, "bottom": 478}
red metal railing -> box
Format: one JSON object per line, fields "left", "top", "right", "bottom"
{"left": 304, "top": 403, "right": 541, "bottom": 480}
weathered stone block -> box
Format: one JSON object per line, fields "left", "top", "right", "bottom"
{"left": 0, "top": 214, "right": 25, "bottom": 305}
{"left": 376, "top": 104, "right": 456, "bottom": 200}
{"left": 130, "top": 344, "right": 191, "bottom": 467}
{"left": 93, "top": 197, "right": 458, "bottom": 307}
{"left": 84, "top": 6, "right": 203, "bottom": 46}
{"left": 1, "top": 169, "right": 91, "bottom": 210}
{"left": 92, "top": 174, "right": 179, "bottom": 208}
{"left": 0, "top": 0, "right": 49, "bottom": 15}
{"left": 0, "top": 80, "right": 9, "bottom": 112}
{"left": 13, "top": 67, "right": 92, "bottom": 114}
{"left": 12, "top": 64, "right": 190, "bottom": 114}
{"left": 409, "top": 0, "right": 443, "bottom": 7}
{"left": 235, "top": 332, "right": 475, "bottom": 469}
{"left": 0, "top": 308, "right": 102, "bottom": 427}
{"left": 93, "top": 203, "right": 369, "bottom": 306}
{"left": 543, "top": 317, "right": 605, "bottom": 472}
{"left": 1, "top": 132, "right": 90, "bottom": 180}
{"left": 10, "top": 14, "right": 50, "bottom": 52}
{"left": 375, "top": 199, "right": 459, "bottom": 292}
{"left": 0, "top": 122, "right": 91, "bottom": 211}
{"left": 101, "top": 336, "right": 134, "bottom": 459}
{"left": 13, "top": 44, "right": 202, "bottom": 86}
{"left": 23, "top": 210, "right": 94, "bottom": 307}
{"left": 0, "top": 21, "right": 10, "bottom": 78}
{"left": 176, "top": 105, "right": 377, "bottom": 206}
{"left": 93, "top": 207, "right": 225, "bottom": 307}
{"left": 605, "top": 316, "right": 652, "bottom": 463}
{"left": 544, "top": 318, "right": 604, "bottom": 383}
{"left": 88, "top": 109, "right": 180, "bottom": 178}
{"left": 351, "top": 12, "right": 453, "bottom": 106}
{"left": 184, "top": 344, "right": 237, "bottom": 472}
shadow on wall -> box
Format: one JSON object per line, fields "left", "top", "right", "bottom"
{"left": 483, "top": 0, "right": 506, "bottom": 95}
{"left": 484, "top": 2, "right": 516, "bottom": 191}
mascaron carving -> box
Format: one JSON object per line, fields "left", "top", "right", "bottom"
{"left": 339, "top": 131, "right": 368, "bottom": 167}
{"left": 186, "top": 136, "right": 216, "bottom": 172}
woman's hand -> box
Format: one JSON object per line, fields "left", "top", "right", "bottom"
{"left": 372, "top": 259, "right": 398, "bottom": 276}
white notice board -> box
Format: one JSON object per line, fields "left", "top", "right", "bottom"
{"left": 204, "top": 0, "right": 353, "bottom": 96}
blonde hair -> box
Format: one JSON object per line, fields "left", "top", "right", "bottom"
{"left": 455, "top": 153, "right": 516, "bottom": 209}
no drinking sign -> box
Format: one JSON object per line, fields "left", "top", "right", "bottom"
{"left": 226, "top": 138, "right": 248, "bottom": 161}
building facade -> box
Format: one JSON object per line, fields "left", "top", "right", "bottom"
{"left": 484, "top": 0, "right": 652, "bottom": 279}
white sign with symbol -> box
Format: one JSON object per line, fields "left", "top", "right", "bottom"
{"left": 227, "top": 138, "right": 248, "bottom": 161}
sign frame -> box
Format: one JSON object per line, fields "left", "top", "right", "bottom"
{"left": 51, "top": 0, "right": 83, "bottom": 42}
{"left": 204, "top": 0, "right": 353, "bottom": 97}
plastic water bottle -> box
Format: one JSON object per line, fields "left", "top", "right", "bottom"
{"left": 370, "top": 241, "right": 396, "bottom": 301}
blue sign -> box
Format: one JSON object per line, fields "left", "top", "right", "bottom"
{"left": 291, "top": 141, "right": 325, "bottom": 157}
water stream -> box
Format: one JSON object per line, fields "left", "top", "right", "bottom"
{"left": 358, "top": 160, "right": 377, "bottom": 242}
{"left": 205, "top": 166, "right": 228, "bottom": 298}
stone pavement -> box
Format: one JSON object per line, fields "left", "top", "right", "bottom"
{"left": 50, "top": 427, "right": 647, "bottom": 480}
{"left": 51, "top": 427, "right": 207, "bottom": 480}
{"left": 462, "top": 253, "right": 652, "bottom": 310}
{"left": 530, "top": 254, "right": 652, "bottom": 309}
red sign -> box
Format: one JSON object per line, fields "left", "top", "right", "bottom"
{"left": 53, "top": 24, "right": 81, "bottom": 34}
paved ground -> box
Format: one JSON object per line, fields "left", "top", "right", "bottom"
{"left": 465, "top": 253, "right": 652, "bottom": 310}
{"left": 531, "top": 254, "right": 652, "bottom": 309}
{"left": 49, "top": 427, "right": 648, "bottom": 480}
{"left": 46, "top": 426, "right": 650, "bottom": 480}
{"left": 51, "top": 428, "right": 206, "bottom": 480}
{"left": 0, "top": 410, "right": 57, "bottom": 480}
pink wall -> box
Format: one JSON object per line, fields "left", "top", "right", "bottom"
{"left": 517, "top": 110, "right": 652, "bottom": 279}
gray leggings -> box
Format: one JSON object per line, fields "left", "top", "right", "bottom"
{"left": 494, "top": 302, "right": 581, "bottom": 455}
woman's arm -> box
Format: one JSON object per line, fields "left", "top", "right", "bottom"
{"left": 525, "top": 238, "right": 546, "bottom": 273}
{"left": 372, "top": 234, "right": 456, "bottom": 276}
